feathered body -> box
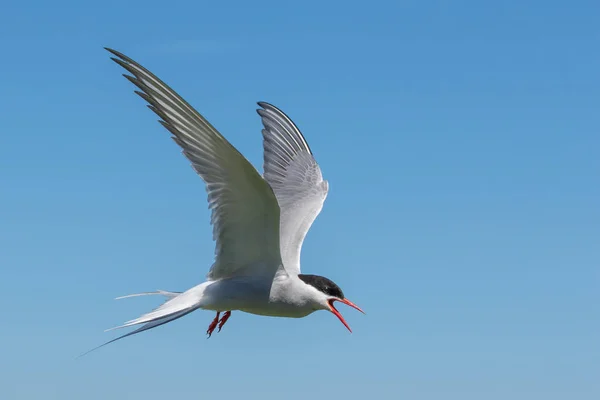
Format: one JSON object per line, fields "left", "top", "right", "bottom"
{"left": 80, "top": 48, "right": 363, "bottom": 357}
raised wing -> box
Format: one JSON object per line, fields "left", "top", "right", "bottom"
{"left": 257, "top": 102, "right": 328, "bottom": 275}
{"left": 106, "top": 49, "right": 283, "bottom": 281}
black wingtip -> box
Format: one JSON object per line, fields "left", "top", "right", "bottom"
{"left": 104, "top": 47, "right": 120, "bottom": 58}
{"left": 256, "top": 102, "right": 289, "bottom": 118}
{"left": 257, "top": 101, "right": 272, "bottom": 108}
{"left": 256, "top": 101, "right": 268, "bottom": 114}
{"left": 105, "top": 48, "right": 140, "bottom": 69}
{"left": 257, "top": 101, "right": 280, "bottom": 117}
{"left": 104, "top": 47, "right": 124, "bottom": 58}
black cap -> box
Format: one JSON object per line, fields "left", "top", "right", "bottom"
{"left": 298, "top": 274, "right": 344, "bottom": 299}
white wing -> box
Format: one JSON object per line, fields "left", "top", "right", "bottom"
{"left": 257, "top": 102, "right": 328, "bottom": 275}
{"left": 107, "top": 49, "right": 283, "bottom": 281}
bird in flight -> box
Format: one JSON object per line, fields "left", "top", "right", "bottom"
{"left": 82, "top": 48, "right": 364, "bottom": 356}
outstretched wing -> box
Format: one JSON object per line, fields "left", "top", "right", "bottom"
{"left": 106, "top": 49, "right": 283, "bottom": 281}
{"left": 257, "top": 102, "right": 328, "bottom": 275}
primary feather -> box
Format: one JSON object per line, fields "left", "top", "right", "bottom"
{"left": 105, "top": 48, "right": 284, "bottom": 281}
{"left": 258, "top": 102, "right": 329, "bottom": 275}
{"left": 80, "top": 50, "right": 337, "bottom": 357}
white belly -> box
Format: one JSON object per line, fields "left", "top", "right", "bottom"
{"left": 201, "top": 275, "right": 317, "bottom": 318}
{"left": 238, "top": 303, "right": 314, "bottom": 318}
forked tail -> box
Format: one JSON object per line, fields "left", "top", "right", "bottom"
{"left": 114, "top": 290, "right": 182, "bottom": 300}
{"left": 78, "top": 283, "right": 210, "bottom": 357}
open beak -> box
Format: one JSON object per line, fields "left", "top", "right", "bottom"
{"left": 328, "top": 298, "right": 365, "bottom": 333}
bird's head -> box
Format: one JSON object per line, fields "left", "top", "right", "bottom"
{"left": 298, "top": 274, "right": 364, "bottom": 332}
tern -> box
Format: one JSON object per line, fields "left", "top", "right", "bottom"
{"left": 83, "top": 48, "right": 364, "bottom": 355}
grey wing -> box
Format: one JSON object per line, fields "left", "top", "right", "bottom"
{"left": 107, "top": 49, "right": 283, "bottom": 281}
{"left": 257, "top": 102, "right": 329, "bottom": 275}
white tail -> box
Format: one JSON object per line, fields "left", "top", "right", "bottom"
{"left": 115, "top": 290, "right": 182, "bottom": 300}
{"left": 78, "top": 282, "right": 211, "bottom": 357}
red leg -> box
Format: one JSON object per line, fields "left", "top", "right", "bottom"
{"left": 206, "top": 312, "right": 220, "bottom": 338}
{"left": 217, "top": 311, "right": 231, "bottom": 332}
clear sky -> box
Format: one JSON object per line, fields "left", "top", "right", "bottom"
{"left": 1, "top": 1, "right": 598, "bottom": 399}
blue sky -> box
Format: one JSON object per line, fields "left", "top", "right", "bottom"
{"left": 1, "top": 1, "right": 598, "bottom": 399}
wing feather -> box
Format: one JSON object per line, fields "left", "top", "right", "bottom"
{"left": 257, "top": 102, "right": 328, "bottom": 275}
{"left": 106, "top": 49, "right": 283, "bottom": 280}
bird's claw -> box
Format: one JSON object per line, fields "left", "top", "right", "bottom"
{"left": 206, "top": 312, "right": 220, "bottom": 338}
{"left": 217, "top": 311, "right": 231, "bottom": 332}
{"left": 206, "top": 311, "right": 231, "bottom": 338}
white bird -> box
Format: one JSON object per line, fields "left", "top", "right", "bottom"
{"left": 82, "top": 48, "right": 364, "bottom": 356}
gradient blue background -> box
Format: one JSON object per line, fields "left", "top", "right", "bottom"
{"left": 1, "top": 1, "right": 598, "bottom": 399}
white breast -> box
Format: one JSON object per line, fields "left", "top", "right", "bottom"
{"left": 201, "top": 274, "right": 318, "bottom": 318}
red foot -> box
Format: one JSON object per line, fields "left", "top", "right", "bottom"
{"left": 206, "top": 312, "right": 220, "bottom": 338}
{"left": 218, "top": 311, "right": 231, "bottom": 332}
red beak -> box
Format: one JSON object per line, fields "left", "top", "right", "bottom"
{"left": 328, "top": 298, "right": 365, "bottom": 333}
